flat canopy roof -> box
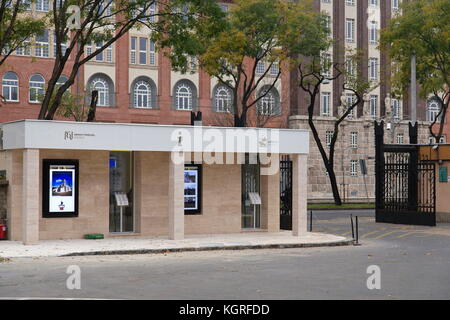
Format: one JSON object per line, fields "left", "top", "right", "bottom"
{"left": 0, "top": 120, "right": 309, "bottom": 154}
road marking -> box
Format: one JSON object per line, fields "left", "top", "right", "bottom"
{"left": 372, "top": 230, "right": 403, "bottom": 240}
{"left": 361, "top": 230, "right": 384, "bottom": 239}
{"left": 340, "top": 232, "right": 352, "bottom": 237}
{"left": 395, "top": 231, "right": 422, "bottom": 239}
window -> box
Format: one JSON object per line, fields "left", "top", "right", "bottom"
{"left": 85, "top": 41, "right": 112, "bottom": 62}
{"left": 23, "top": 0, "right": 31, "bottom": 10}
{"left": 369, "top": 58, "right": 378, "bottom": 80}
{"left": 175, "top": 82, "right": 193, "bottom": 110}
{"left": 322, "top": 53, "right": 331, "bottom": 78}
{"left": 149, "top": 40, "right": 156, "bottom": 66}
{"left": 427, "top": 98, "right": 441, "bottom": 122}
{"left": 346, "top": 18, "right": 355, "bottom": 43}
{"left": 213, "top": 85, "right": 232, "bottom": 112}
{"left": 369, "top": 0, "right": 378, "bottom": 6}
{"left": 346, "top": 0, "right": 355, "bottom": 5}
{"left": 269, "top": 62, "right": 279, "bottom": 76}
{"left": 29, "top": 74, "right": 45, "bottom": 103}
{"left": 321, "top": 92, "right": 331, "bottom": 116}
{"left": 325, "top": 131, "right": 333, "bottom": 147}
{"left": 90, "top": 77, "right": 110, "bottom": 106}
{"left": 392, "top": 98, "right": 401, "bottom": 120}
{"left": 139, "top": 37, "right": 147, "bottom": 64}
{"left": 54, "top": 32, "right": 68, "bottom": 57}
{"left": 56, "top": 75, "right": 68, "bottom": 87}
{"left": 130, "top": 37, "right": 137, "bottom": 64}
{"left": 106, "top": 45, "right": 112, "bottom": 62}
{"left": 133, "top": 80, "right": 151, "bottom": 108}
{"left": 370, "top": 95, "right": 378, "bottom": 118}
{"left": 397, "top": 134, "right": 404, "bottom": 144}
{"left": 350, "top": 132, "right": 358, "bottom": 149}
{"left": 257, "top": 86, "right": 280, "bottom": 116}
{"left": 346, "top": 57, "right": 355, "bottom": 77}
{"left": 346, "top": 93, "right": 356, "bottom": 119}
{"left": 36, "top": 0, "right": 49, "bottom": 11}
{"left": 324, "top": 15, "right": 331, "bottom": 33}
{"left": 369, "top": 21, "right": 378, "bottom": 44}
{"left": 130, "top": 37, "right": 156, "bottom": 66}
{"left": 256, "top": 61, "right": 265, "bottom": 75}
{"left": 2, "top": 72, "right": 19, "bottom": 102}
{"left": 35, "top": 30, "right": 49, "bottom": 57}
{"left": 350, "top": 160, "right": 358, "bottom": 177}
{"left": 16, "top": 39, "right": 31, "bottom": 56}
{"left": 392, "top": 0, "right": 399, "bottom": 11}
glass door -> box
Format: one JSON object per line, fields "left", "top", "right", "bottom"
{"left": 109, "top": 151, "right": 134, "bottom": 233}
{"left": 242, "top": 157, "right": 260, "bottom": 229}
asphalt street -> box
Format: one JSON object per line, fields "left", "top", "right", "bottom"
{"left": 1, "top": 210, "right": 449, "bottom": 300}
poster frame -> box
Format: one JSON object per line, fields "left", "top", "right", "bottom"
{"left": 42, "top": 159, "right": 79, "bottom": 218}
{"left": 184, "top": 163, "right": 202, "bottom": 215}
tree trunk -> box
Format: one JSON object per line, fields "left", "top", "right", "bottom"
{"left": 87, "top": 90, "right": 98, "bottom": 122}
{"left": 325, "top": 163, "right": 343, "bottom": 205}
{"left": 308, "top": 117, "right": 343, "bottom": 206}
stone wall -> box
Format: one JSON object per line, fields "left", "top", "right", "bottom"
{"left": 289, "top": 116, "right": 431, "bottom": 203}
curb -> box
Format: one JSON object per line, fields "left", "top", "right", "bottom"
{"left": 61, "top": 239, "right": 355, "bottom": 257}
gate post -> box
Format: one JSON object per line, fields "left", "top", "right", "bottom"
{"left": 375, "top": 121, "right": 385, "bottom": 221}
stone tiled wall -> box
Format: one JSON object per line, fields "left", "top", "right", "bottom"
{"left": 39, "top": 150, "right": 110, "bottom": 240}
{"left": 4, "top": 149, "right": 280, "bottom": 241}
{"left": 289, "top": 117, "right": 431, "bottom": 202}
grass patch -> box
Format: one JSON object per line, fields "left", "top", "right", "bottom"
{"left": 0, "top": 257, "right": 11, "bottom": 263}
{"left": 307, "top": 203, "right": 375, "bottom": 210}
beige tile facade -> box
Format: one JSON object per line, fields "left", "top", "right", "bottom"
{"left": 1, "top": 149, "right": 283, "bottom": 242}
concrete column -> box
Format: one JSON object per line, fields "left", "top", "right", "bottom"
{"left": 168, "top": 152, "right": 184, "bottom": 240}
{"left": 261, "top": 155, "right": 280, "bottom": 232}
{"left": 292, "top": 154, "right": 308, "bottom": 236}
{"left": 22, "top": 149, "right": 40, "bottom": 245}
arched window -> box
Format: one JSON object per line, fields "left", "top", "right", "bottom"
{"left": 2, "top": 72, "right": 19, "bottom": 102}
{"left": 130, "top": 76, "right": 157, "bottom": 109}
{"left": 427, "top": 98, "right": 441, "bottom": 122}
{"left": 91, "top": 77, "right": 109, "bottom": 106}
{"left": 176, "top": 83, "right": 192, "bottom": 110}
{"left": 213, "top": 85, "right": 233, "bottom": 112}
{"left": 173, "top": 80, "right": 197, "bottom": 111}
{"left": 56, "top": 75, "right": 68, "bottom": 87}
{"left": 133, "top": 80, "right": 151, "bottom": 108}
{"left": 29, "top": 74, "right": 45, "bottom": 103}
{"left": 257, "top": 86, "right": 280, "bottom": 115}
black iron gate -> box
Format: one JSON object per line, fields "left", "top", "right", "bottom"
{"left": 375, "top": 121, "right": 436, "bottom": 226}
{"left": 280, "top": 155, "right": 292, "bottom": 230}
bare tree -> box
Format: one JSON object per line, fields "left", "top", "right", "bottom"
{"left": 297, "top": 54, "right": 374, "bottom": 205}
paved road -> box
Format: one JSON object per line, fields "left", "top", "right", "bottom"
{"left": 1, "top": 210, "right": 449, "bottom": 300}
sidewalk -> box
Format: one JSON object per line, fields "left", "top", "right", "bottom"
{"left": 0, "top": 231, "right": 352, "bottom": 258}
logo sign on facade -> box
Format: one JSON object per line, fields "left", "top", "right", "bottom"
{"left": 43, "top": 159, "right": 79, "bottom": 218}
{"left": 64, "top": 131, "right": 96, "bottom": 141}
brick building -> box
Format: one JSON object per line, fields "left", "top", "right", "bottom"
{"left": 0, "top": 0, "right": 441, "bottom": 205}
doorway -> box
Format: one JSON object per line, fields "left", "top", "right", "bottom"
{"left": 242, "top": 156, "right": 260, "bottom": 229}
{"left": 109, "top": 151, "right": 134, "bottom": 233}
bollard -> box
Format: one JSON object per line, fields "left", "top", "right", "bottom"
{"left": 350, "top": 214, "right": 354, "bottom": 240}
{"left": 309, "top": 210, "right": 313, "bottom": 232}
{"left": 355, "top": 216, "right": 360, "bottom": 245}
